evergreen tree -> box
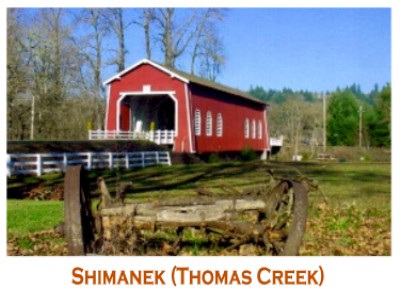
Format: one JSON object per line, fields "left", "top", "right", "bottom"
{"left": 367, "top": 85, "right": 391, "bottom": 147}
{"left": 327, "top": 91, "right": 359, "bottom": 146}
{"left": 248, "top": 85, "right": 269, "bottom": 102}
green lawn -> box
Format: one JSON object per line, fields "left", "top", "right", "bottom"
{"left": 7, "top": 161, "right": 391, "bottom": 255}
{"left": 7, "top": 200, "right": 64, "bottom": 239}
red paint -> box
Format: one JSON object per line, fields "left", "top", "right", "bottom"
{"left": 189, "top": 84, "right": 269, "bottom": 153}
{"left": 106, "top": 63, "right": 191, "bottom": 152}
{"left": 105, "top": 60, "right": 270, "bottom": 154}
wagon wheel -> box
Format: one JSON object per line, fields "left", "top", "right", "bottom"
{"left": 264, "top": 180, "right": 308, "bottom": 256}
{"left": 64, "top": 165, "right": 95, "bottom": 255}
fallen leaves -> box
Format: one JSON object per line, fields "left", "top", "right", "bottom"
{"left": 300, "top": 201, "right": 391, "bottom": 256}
{"left": 7, "top": 200, "right": 391, "bottom": 256}
{"left": 7, "top": 230, "right": 67, "bottom": 256}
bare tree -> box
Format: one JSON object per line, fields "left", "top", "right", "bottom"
{"left": 134, "top": 8, "right": 227, "bottom": 78}
{"left": 283, "top": 98, "right": 303, "bottom": 158}
{"left": 190, "top": 8, "right": 213, "bottom": 74}
{"left": 7, "top": 8, "right": 229, "bottom": 141}
{"left": 7, "top": 9, "right": 30, "bottom": 139}
{"left": 7, "top": 8, "right": 119, "bottom": 140}
{"left": 134, "top": 8, "right": 155, "bottom": 60}
{"left": 23, "top": 8, "right": 80, "bottom": 140}
{"left": 7, "top": 9, "right": 28, "bottom": 103}
{"left": 197, "top": 31, "right": 225, "bottom": 81}
{"left": 103, "top": 8, "right": 130, "bottom": 72}
{"left": 271, "top": 96, "right": 322, "bottom": 159}
{"left": 190, "top": 8, "right": 226, "bottom": 81}
{"left": 28, "top": 9, "right": 68, "bottom": 101}
{"left": 73, "top": 8, "right": 110, "bottom": 129}
{"left": 153, "top": 8, "right": 197, "bottom": 67}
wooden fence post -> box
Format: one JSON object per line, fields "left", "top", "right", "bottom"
{"left": 64, "top": 165, "right": 95, "bottom": 255}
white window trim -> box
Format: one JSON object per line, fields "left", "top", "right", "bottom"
{"left": 216, "top": 113, "right": 223, "bottom": 137}
{"left": 252, "top": 119, "right": 256, "bottom": 139}
{"left": 244, "top": 118, "right": 249, "bottom": 139}
{"left": 195, "top": 109, "right": 201, "bottom": 136}
{"left": 258, "top": 120, "right": 263, "bottom": 140}
{"left": 206, "top": 111, "right": 213, "bottom": 137}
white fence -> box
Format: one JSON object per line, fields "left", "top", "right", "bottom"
{"left": 88, "top": 130, "right": 175, "bottom": 145}
{"left": 7, "top": 151, "right": 171, "bottom": 177}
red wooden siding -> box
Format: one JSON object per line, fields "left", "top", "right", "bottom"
{"left": 189, "top": 84, "right": 269, "bottom": 153}
{"left": 105, "top": 60, "right": 270, "bottom": 154}
{"left": 106, "top": 64, "right": 192, "bottom": 152}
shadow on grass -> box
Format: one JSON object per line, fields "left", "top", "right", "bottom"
{"left": 88, "top": 162, "right": 263, "bottom": 197}
{"left": 7, "top": 161, "right": 391, "bottom": 200}
{"left": 7, "top": 163, "right": 254, "bottom": 199}
{"left": 7, "top": 173, "right": 65, "bottom": 199}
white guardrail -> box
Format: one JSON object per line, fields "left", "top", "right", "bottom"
{"left": 7, "top": 151, "right": 171, "bottom": 177}
{"left": 270, "top": 137, "right": 283, "bottom": 147}
{"left": 88, "top": 130, "right": 175, "bottom": 145}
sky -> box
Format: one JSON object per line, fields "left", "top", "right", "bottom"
{"left": 214, "top": 8, "right": 391, "bottom": 93}
{"left": 5, "top": 7, "right": 391, "bottom": 95}
{"left": 116, "top": 7, "right": 391, "bottom": 94}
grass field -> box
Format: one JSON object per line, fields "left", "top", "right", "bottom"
{"left": 7, "top": 161, "right": 391, "bottom": 256}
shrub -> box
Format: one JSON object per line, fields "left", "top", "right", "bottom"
{"left": 240, "top": 147, "right": 257, "bottom": 161}
{"left": 301, "top": 151, "right": 311, "bottom": 162}
{"left": 363, "top": 154, "right": 372, "bottom": 162}
{"left": 208, "top": 153, "right": 220, "bottom": 164}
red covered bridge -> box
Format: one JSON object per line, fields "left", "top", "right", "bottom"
{"left": 91, "top": 59, "right": 272, "bottom": 157}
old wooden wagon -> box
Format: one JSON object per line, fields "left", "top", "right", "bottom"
{"left": 63, "top": 165, "right": 309, "bottom": 256}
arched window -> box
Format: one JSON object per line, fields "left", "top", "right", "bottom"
{"left": 194, "top": 109, "right": 201, "bottom": 136}
{"left": 244, "top": 118, "right": 249, "bottom": 139}
{"left": 252, "top": 119, "right": 256, "bottom": 139}
{"left": 206, "top": 111, "right": 213, "bottom": 136}
{"left": 216, "top": 113, "right": 223, "bottom": 137}
{"left": 258, "top": 120, "right": 263, "bottom": 139}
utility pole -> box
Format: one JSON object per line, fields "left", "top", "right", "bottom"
{"left": 359, "top": 105, "right": 363, "bottom": 148}
{"left": 322, "top": 92, "right": 326, "bottom": 153}
{"left": 30, "top": 95, "right": 35, "bottom": 140}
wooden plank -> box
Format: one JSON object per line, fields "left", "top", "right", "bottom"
{"left": 100, "top": 198, "right": 266, "bottom": 223}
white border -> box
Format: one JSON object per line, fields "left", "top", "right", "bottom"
{"left": 2, "top": 2, "right": 398, "bottom": 300}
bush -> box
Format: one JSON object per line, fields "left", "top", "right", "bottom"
{"left": 240, "top": 147, "right": 257, "bottom": 161}
{"left": 301, "top": 151, "right": 311, "bottom": 162}
{"left": 363, "top": 154, "right": 372, "bottom": 162}
{"left": 207, "top": 153, "right": 220, "bottom": 164}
